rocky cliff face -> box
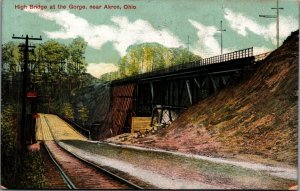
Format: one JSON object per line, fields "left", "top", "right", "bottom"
{"left": 118, "top": 30, "right": 298, "bottom": 165}
{"left": 71, "top": 82, "right": 111, "bottom": 125}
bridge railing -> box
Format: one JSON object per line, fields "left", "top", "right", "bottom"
{"left": 112, "top": 47, "right": 253, "bottom": 84}
{"left": 201, "top": 47, "right": 253, "bottom": 65}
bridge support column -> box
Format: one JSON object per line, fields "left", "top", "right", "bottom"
{"left": 221, "top": 76, "right": 227, "bottom": 86}
{"left": 194, "top": 78, "right": 201, "bottom": 89}
{"left": 150, "top": 82, "right": 154, "bottom": 106}
{"left": 209, "top": 75, "right": 217, "bottom": 92}
{"left": 185, "top": 79, "right": 193, "bottom": 105}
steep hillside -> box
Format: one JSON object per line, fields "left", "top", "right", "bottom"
{"left": 153, "top": 30, "right": 298, "bottom": 165}
{"left": 109, "top": 30, "right": 298, "bottom": 166}
{"left": 71, "top": 82, "right": 111, "bottom": 125}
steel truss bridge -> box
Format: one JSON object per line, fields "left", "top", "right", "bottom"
{"left": 100, "top": 47, "right": 270, "bottom": 138}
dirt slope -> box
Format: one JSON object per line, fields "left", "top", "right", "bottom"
{"left": 153, "top": 30, "right": 298, "bottom": 165}
{"left": 109, "top": 30, "right": 298, "bottom": 166}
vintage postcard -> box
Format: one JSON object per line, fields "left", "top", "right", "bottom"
{"left": 1, "top": 0, "right": 298, "bottom": 189}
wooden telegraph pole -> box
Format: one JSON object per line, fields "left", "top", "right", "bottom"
{"left": 259, "top": 0, "right": 284, "bottom": 48}
{"left": 12, "top": 34, "right": 42, "bottom": 151}
{"left": 187, "top": 35, "right": 190, "bottom": 62}
{"left": 217, "top": 20, "right": 226, "bottom": 55}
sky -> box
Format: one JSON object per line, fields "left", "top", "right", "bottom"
{"left": 2, "top": 0, "right": 299, "bottom": 78}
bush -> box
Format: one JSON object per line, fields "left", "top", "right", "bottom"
{"left": 18, "top": 152, "right": 46, "bottom": 189}
{"left": 1, "top": 105, "right": 18, "bottom": 187}
{"left": 78, "top": 106, "right": 89, "bottom": 125}
{"left": 1, "top": 105, "right": 46, "bottom": 189}
{"left": 62, "top": 102, "right": 74, "bottom": 119}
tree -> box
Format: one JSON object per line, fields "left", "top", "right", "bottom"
{"left": 42, "top": 40, "right": 69, "bottom": 76}
{"left": 143, "top": 45, "right": 154, "bottom": 72}
{"left": 61, "top": 103, "right": 74, "bottom": 119}
{"left": 119, "top": 56, "right": 128, "bottom": 78}
{"left": 68, "top": 37, "right": 87, "bottom": 88}
{"left": 78, "top": 106, "right": 89, "bottom": 126}
{"left": 69, "top": 37, "right": 87, "bottom": 73}
{"left": 1, "top": 105, "right": 17, "bottom": 187}
{"left": 127, "top": 49, "right": 140, "bottom": 76}
{"left": 170, "top": 47, "right": 200, "bottom": 64}
{"left": 116, "top": 43, "right": 202, "bottom": 78}
{"left": 2, "top": 42, "right": 22, "bottom": 75}
{"left": 2, "top": 42, "right": 22, "bottom": 100}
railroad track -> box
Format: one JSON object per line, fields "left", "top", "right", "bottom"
{"left": 40, "top": 114, "right": 143, "bottom": 189}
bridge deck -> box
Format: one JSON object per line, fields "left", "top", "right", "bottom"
{"left": 112, "top": 47, "right": 258, "bottom": 85}
{"left": 36, "top": 114, "right": 87, "bottom": 141}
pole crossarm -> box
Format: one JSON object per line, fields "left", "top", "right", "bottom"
{"left": 13, "top": 35, "right": 42, "bottom": 41}
{"left": 259, "top": 0, "right": 284, "bottom": 48}
{"left": 259, "top": 15, "right": 276, "bottom": 18}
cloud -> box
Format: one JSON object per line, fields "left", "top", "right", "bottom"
{"left": 86, "top": 63, "right": 118, "bottom": 78}
{"left": 110, "top": 17, "right": 183, "bottom": 55}
{"left": 224, "top": 8, "right": 298, "bottom": 45}
{"left": 253, "top": 46, "right": 272, "bottom": 55}
{"left": 24, "top": 9, "right": 183, "bottom": 56}
{"left": 188, "top": 19, "right": 232, "bottom": 57}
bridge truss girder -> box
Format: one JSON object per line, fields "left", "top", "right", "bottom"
{"left": 105, "top": 50, "right": 257, "bottom": 136}
{"left": 134, "top": 69, "right": 242, "bottom": 127}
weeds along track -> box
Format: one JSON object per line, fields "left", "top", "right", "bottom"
{"left": 40, "top": 114, "right": 142, "bottom": 189}
{"left": 40, "top": 144, "right": 70, "bottom": 189}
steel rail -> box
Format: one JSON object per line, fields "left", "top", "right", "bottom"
{"left": 57, "top": 142, "right": 144, "bottom": 190}
{"left": 42, "top": 143, "right": 77, "bottom": 189}
{"left": 41, "top": 115, "right": 77, "bottom": 189}
{"left": 42, "top": 114, "right": 143, "bottom": 189}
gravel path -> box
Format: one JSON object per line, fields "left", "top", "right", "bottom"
{"left": 58, "top": 142, "right": 219, "bottom": 189}
{"left": 104, "top": 141, "right": 297, "bottom": 180}
{"left": 59, "top": 141, "right": 296, "bottom": 189}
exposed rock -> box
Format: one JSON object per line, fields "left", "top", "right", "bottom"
{"left": 71, "top": 82, "right": 111, "bottom": 126}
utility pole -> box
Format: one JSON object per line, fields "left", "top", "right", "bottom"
{"left": 186, "top": 35, "right": 190, "bottom": 62}
{"left": 187, "top": 35, "right": 190, "bottom": 53}
{"left": 12, "top": 34, "right": 42, "bottom": 151}
{"left": 217, "top": 20, "right": 226, "bottom": 55}
{"left": 259, "top": 0, "right": 283, "bottom": 48}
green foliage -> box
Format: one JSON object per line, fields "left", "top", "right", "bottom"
{"left": 109, "top": 43, "right": 202, "bottom": 80}
{"left": 100, "top": 71, "right": 119, "bottom": 81}
{"left": 78, "top": 105, "right": 89, "bottom": 125}
{"left": 2, "top": 38, "right": 89, "bottom": 108}
{"left": 42, "top": 40, "right": 69, "bottom": 62}
{"left": 2, "top": 42, "right": 21, "bottom": 75}
{"left": 1, "top": 105, "right": 18, "bottom": 187}
{"left": 49, "top": 101, "right": 61, "bottom": 114}
{"left": 127, "top": 49, "right": 140, "bottom": 76}
{"left": 18, "top": 152, "right": 46, "bottom": 189}
{"left": 1, "top": 105, "right": 46, "bottom": 189}
{"left": 1, "top": 106, "right": 17, "bottom": 156}
{"left": 62, "top": 102, "right": 74, "bottom": 119}
{"left": 68, "top": 37, "right": 87, "bottom": 74}
{"left": 170, "top": 47, "right": 201, "bottom": 64}
{"left": 119, "top": 56, "right": 127, "bottom": 77}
